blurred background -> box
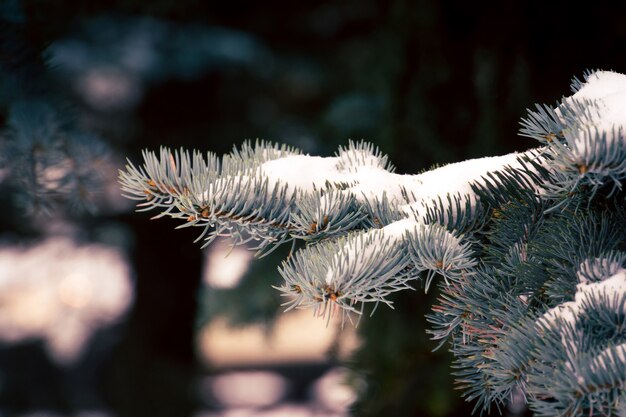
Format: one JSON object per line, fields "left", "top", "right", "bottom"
{"left": 0, "top": 0, "right": 624, "bottom": 416}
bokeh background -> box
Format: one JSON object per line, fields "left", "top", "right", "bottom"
{"left": 0, "top": 1, "right": 625, "bottom": 416}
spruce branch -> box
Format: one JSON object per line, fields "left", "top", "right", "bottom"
{"left": 120, "top": 69, "right": 626, "bottom": 415}
{"left": 522, "top": 70, "right": 626, "bottom": 207}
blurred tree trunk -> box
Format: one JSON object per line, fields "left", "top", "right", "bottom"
{"left": 105, "top": 215, "right": 202, "bottom": 417}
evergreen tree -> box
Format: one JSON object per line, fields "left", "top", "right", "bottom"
{"left": 120, "top": 69, "right": 626, "bottom": 415}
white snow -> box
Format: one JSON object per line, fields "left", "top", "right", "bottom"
{"left": 560, "top": 70, "right": 626, "bottom": 158}
{"left": 380, "top": 218, "right": 420, "bottom": 238}
{"left": 538, "top": 269, "right": 626, "bottom": 383}
{"left": 571, "top": 71, "right": 626, "bottom": 101}
{"left": 202, "top": 147, "right": 526, "bottom": 221}
{"left": 344, "top": 167, "right": 423, "bottom": 203}
{"left": 261, "top": 154, "right": 420, "bottom": 203}
{"left": 399, "top": 152, "right": 524, "bottom": 221}
{"left": 262, "top": 155, "right": 342, "bottom": 195}
{"left": 540, "top": 269, "right": 626, "bottom": 327}
{"left": 199, "top": 146, "right": 520, "bottom": 221}
{"left": 260, "top": 148, "right": 532, "bottom": 223}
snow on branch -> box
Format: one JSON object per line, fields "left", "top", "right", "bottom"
{"left": 539, "top": 269, "right": 626, "bottom": 329}
{"left": 120, "top": 69, "right": 626, "bottom": 415}
{"left": 521, "top": 70, "right": 626, "bottom": 200}
{"left": 120, "top": 139, "right": 537, "bottom": 317}
{"left": 120, "top": 71, "right": 626, "bottom": 323}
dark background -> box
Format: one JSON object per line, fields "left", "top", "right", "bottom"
{"left": 0, "top": 0, "right": 625, "bottom": 416}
